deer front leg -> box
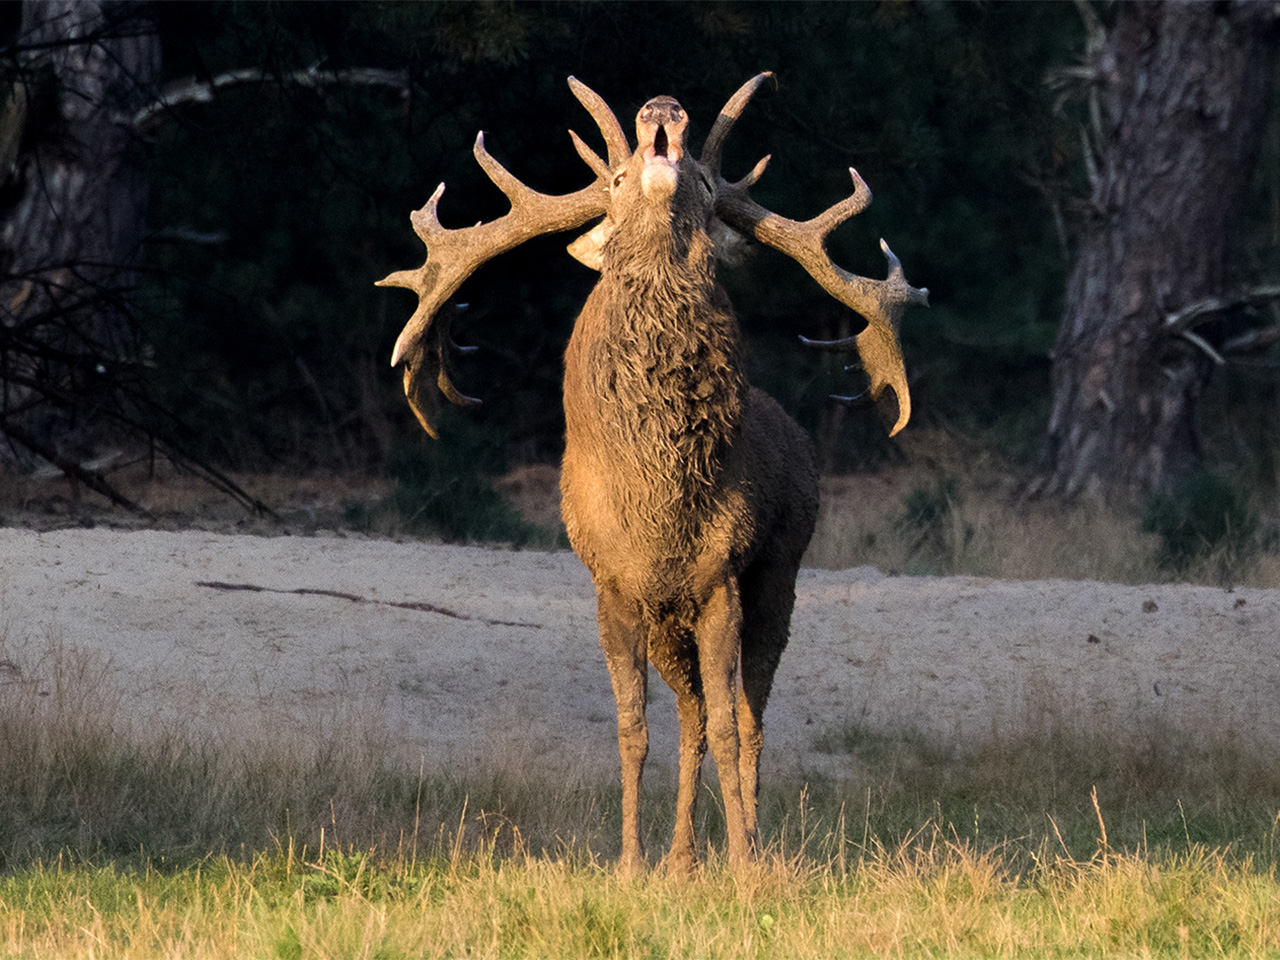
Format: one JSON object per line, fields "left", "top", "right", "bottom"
{"left": 695, "top": 576, "right": 752, "bottom": 867}
{"left": 649, "top": 625, "right": 707, "bottom": 875}
{"left": 596, "top": 584, "right": 649, "bottom": 874}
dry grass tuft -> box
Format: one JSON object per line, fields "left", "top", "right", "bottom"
{"left": 805, "top": 428, "right": 1280, "bottom": 587}
{"left": 807, "top": 471, "right": 1164, "bottom": 582}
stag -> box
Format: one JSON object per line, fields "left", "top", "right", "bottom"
{"left": 379, "top": 74, "right": 926, "bottom": 872}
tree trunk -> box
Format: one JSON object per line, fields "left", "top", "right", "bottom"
{"left": 0, "top": 0, "right": 158, "bottom": 465}
{"left": 1039, "top": 0, "right": 1279, "bottom": 504}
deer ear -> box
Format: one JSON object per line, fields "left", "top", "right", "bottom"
{"left": 709, "top": 217, "right": 751, "bottom": 267}
{"left": 567, "top": 217, "right": 614, "bottom": 270}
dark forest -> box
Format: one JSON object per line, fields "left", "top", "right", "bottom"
{"left": 2, "top": 1, "right": 1278, "bottom": 551}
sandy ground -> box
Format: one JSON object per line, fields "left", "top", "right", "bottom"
{"left": 2, "top": 527, "right": 1279, "bottom": 781}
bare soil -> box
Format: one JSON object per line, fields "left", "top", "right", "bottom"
{"left": 2, "top": 515, "right": 1277, "bottom": 783}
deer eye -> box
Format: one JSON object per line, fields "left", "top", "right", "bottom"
{"left": 612, "top": 170, "right": 626, "bottom": 190}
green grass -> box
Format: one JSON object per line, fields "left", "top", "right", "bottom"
{"left": 4, "top": 631, "right": 1280, "bottom": 957}
{"left": 2, "top": 814, "right": 1280, "bottom": 958}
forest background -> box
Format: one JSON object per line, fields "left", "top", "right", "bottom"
{"left": 2, "top": 0, "right": 1279, "bottom": 572}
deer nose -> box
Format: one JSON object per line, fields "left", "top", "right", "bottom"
{"left": 636, "top": 96, "right": 689, "bottom": 160}
{"left": 639, "top": 97, "right": 684, "bottom": 128}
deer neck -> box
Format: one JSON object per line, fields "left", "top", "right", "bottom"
{"left": 569, "top": 225, "right": 746, "bottom": 497}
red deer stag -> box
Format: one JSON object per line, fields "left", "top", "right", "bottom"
{"left": 379, "top": 74, "right": 926, "bottom": 872}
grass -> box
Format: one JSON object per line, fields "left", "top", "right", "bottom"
{"left": 4, "top": 434, "right": 1280, "bottom": 954}
{"left": 4, "top": 837, "right": 1280, "bottom": 958}
{"left": 3, "top": 627, "right": 1280, "bottom": 957}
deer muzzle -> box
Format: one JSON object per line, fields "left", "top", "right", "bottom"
{"left": 637, "top": 96, "right": 688, "bottom": 198}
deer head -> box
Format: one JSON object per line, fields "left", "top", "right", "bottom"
{"left": 378, "top": 73, "right": 928, "bottom": 437}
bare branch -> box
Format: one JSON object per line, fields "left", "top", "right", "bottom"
{"left": 128, "top": 64, "right": 409, "bottom": 133}
{"left": 1164, "top": 284, "right": 1280, "bottom": 333}
{"left": 1, "top": 420, "right": 150, "bottom": 515}
{"left": 1178, "top": 330, "right": 1225, "bottom": 366}
{"left": 1222, "top": 323, "right": 1280, "bottom": 355}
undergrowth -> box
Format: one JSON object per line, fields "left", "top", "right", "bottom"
{"left": 806, "top": 431, "right": 1280, "bottom": 586}
{"left": 6, "top": 427, "right": 1280, "bottom": 586}
{"left": 344, "top": 420, "right": 549, "bottom": 546}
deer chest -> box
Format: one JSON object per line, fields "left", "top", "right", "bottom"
{"left": 565, "top": 299, "right": 745, "bottom": 476}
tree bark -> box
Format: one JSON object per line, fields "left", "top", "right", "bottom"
{"left": 0, "top": 0, "right": 159, "bottom": 464}
{"left": 1039, "top": 0, "right": 1279, "bottom": 504}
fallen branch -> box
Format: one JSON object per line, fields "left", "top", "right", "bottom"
{"left": 194, "top": 580, "right": 542, "bottom": 629}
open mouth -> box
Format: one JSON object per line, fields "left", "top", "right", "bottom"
{"left": 644, "top": 126, "right": 681, "bottom": 165}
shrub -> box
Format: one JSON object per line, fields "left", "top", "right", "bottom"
{"left": 1142, "top": 470, "right": 1256, "bottom": 572}
{"left": 893, "top": 476, "right": 974, "bottom": 574}
{"left": 348, "top": 420, "right": 540, "bottom": 545}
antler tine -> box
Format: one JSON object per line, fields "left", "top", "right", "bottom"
{"left": 399, "top": 305, "right": 481, "bottom": 439}
{"left": 568, "top": 76, "right": 630, "bottom": 169}
{"left": 569, "top": 130, "right": 611, "bottom": 182}
{"left": 715, "top": 166, "right": 928, "bottom": 436}
{"left": 702, "top": 71, "right": 774, "bottom": 174}
{"left": 733, "top": 154, "right": 772, "bottom": 191}
{"left": 472, "top": 131, "right": 539, "bottom": 204}
{"left": 379, "top": 91, "right": 619, "bottom": 435}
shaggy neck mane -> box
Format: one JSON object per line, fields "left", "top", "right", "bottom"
{"left": 592, "top": 221, "right": 746, "bottom": 501}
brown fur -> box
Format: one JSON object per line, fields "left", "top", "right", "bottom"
{"left": 378, "top": 76, "right": 918, "bottom": 872}
{"left": 560, "top": 100, "right": 819, "bottom": 872}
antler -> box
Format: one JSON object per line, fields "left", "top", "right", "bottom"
{"left": 376, "top": 77, "right": 629, "bottom": 437}
{"left": 705, "top": 74, "right": 929, "bottom": 437}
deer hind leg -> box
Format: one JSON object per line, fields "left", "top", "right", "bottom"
{"left": 596, "top": 583, "right": 649, "bottom": 874}
{"left": 736, "top": 557, "right": 800, "bottom": 849}
{"left": 694, "top": 576, "right": 752, "bottom": 867}
{"left": 648, "top": 620, "right": 706, "bottom": 875}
